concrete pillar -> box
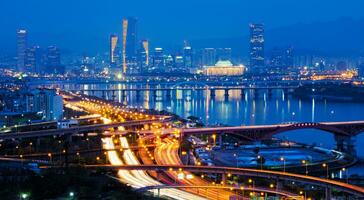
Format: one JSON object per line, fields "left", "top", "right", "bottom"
{"left": 224, "top": 89, "right": 229, "bottom": 97}
{"left": 166, "top": 89, "right": 172, "bottom": 99}
{"left": 267, "top": 89, "right": 272, "bottom": 97}
{"left": 136, "top": 90, "right": 141, "bottom": 100}
{"left": 112, "top": 91, "right": 116, "bottom": 101}
{"left": 210, "top": 89, "right": 216, "bottom": 98}
{"left": 240, "top": 89, "right": 245, "bottom": 96}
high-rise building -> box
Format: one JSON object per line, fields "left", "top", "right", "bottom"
{"left": 122, "top": 17, "right": 138, "bottom": 74}
{"left": 202, "top": 48, "right": 217, "bottom": 66}
{"left": 183, "top": 46, "right": 193, "bottom": 68}
{"left": 138, "top": 39, "right": 149, "bottom": 72}
{"left": 25, "top": 45, "right": 42, "bottom": 73}
{"left": 217, "top": 48, "right": 232, "bottom": 61}
{"left": 153, "top": 47, "right": 164, "bottom": 69}
{"left": 249, "top": 23, "right": 265, "bottom": 74}
{"left": 110, "top": 34, "right": 120, "bottom": 67}
{"left": 17, "top": 29, "right": 27, "bottom": 72}
{"left": 45, "top": 46, "right": 64, "bottom": 74}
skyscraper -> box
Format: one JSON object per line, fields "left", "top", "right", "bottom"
{"left": 153, "top": 48, "right": 164, "bottom": 69}
{"left": 17, "top": 29, "right": 27, "bottom": 72}
{"left": 202, "top": 48, "right": 217, "bottom": 66}
{"left": 45, "top": 46, "right": 63, "bottom": 74}
{"left": 249, "top": 23, "right": 265, "bottom": 74}
{"left": 217, "top": 48, "right": 232, "bottom": 61}
{"left": 138, "top": 39, "right": 149, "bottom": 72}
{"left": 183, "top": 46, "right": 193, "bottom": 69}
{"left": 122, "top": 17, "right": 138, "bottom": 74}
{"left": 25, "top": 45, "right": 43, "bottom": 73}
{"left": 110, "top": 34, "right": 120, "bottom": 67}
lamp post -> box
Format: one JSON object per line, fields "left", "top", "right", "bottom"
{"left": 322, "top": 163, "right": 329, "bottom": 179}
{"left": 233, "top": 153, "right": 238, "bottom": 168}
{"left": 302, "top": 160, "right": 308, "bottom": 175}
{"left": 280, "top": 157, "right": 286, "bottom": 173}
{"left": 257, "top": 155, "right": 263, "bottom": 170}
{"left": 342, "top": 167, "right": 348, "bottom": 183}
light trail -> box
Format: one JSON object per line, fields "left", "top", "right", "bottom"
{"left": 103, "top": 136, "right": 206, "bottom": 200}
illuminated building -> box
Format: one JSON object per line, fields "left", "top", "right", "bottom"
{"left": 110, "top": 34, "right": 120, "bottom": 67}
{"left": 204, "top": 60, "right": 245, "bottom": 76}
{"left": 44, "top": 46, "right": 64, "bottom": 74}
{"left": 202, "top": 48, "right": 217, "bottom": 66}
{"left": 17, "top": 29, "right": 27, "bottom": 72}
{"left": 25, "top": 46, "right": 41, "bottom": 73}
{"left": 138, "top": 39, "right": 149, "bottom": 72}
{"left": 183, "top": 46, "right": 193, "bottom": 69}
{"left": 153, "top": 47, "right": 164, "bottom": 69}
{"left": 122, "top": 17, "right": 138, "bottom": 74}
{"left": 249, "top": 23, "right": 265, "bottom": 73}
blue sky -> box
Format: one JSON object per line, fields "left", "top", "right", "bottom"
{"left": 1, "top": 0, "right": 364, "bottom": 54}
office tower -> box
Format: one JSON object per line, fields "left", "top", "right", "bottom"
{"left": 110, "top": 34, "right": 120, "bottom": 67}
{"left": 249, "top": 23, "right": 265, "bottom": 73}
{"left": 202, "top": 48, "right": 217, "bottom": 66}
{"left": 17, "top": 29, "right": 27, "bottom": 72}
{"left": 138, "top": 39, "right": 149, "bottom": 71}
{"left": 217, "top": 48, "right": 232, "bottom": 61}
{"left": 153, "top": 48, "right": 164, "bottom": 68}
{"left": 122, "top": 17, "right": 138, "bottom": 74}
{"left": 183, "top": 46, "right": 193, "bottom": 68}
{"left": 25, "top": 45, "right": 42, "bottom": 73}
{"left": 45, "top": 46, "right": 64, "bottom": 74}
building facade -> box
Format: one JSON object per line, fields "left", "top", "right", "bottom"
{"left": 249, "top": 24, "right": 265, "bottom": 74}
{"left": 17, "top": 29, "right": 27, "bottom": 72}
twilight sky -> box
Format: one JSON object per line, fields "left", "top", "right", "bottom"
{"left": 1, "top": 0, "right": 364, "bottom": 54}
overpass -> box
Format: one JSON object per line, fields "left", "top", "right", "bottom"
{"left": 0, "top": 118, "right": 166, "bottom": 140}
{"left": 84, "top": 164, "right": 364, "bottom": 198}
{"left": 104, "top": 120, "right": 364, "bottom": 154}
{"left": 136, "top": 185, "right": 301, "bottom": 199}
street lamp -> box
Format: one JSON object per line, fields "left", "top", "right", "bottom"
{"left": 257, "top": 155, "right": 263, "bottom": 170}
{"left": 233, "top": 153, "right": 238, "bottom": 168}
{"left": 280, "top": 157, "right": 286, "bottom": 173}
{"left": 302, "top": 160, "right": 308, "bottom": 175}
{"left": 342, "top": 167, "right": 349, "bottom": 183}
{"left": 322, "top": 163, "right": 329, "bottom": 179}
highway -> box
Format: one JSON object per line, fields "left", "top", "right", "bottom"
{"left": 38, "top": 92, "right": 364, "bottom": 199}
{"left": 102, "top": 136, "right": 206, "bottom": 200}
{"left": 84, "top": 164, "right": 364, "bottom": 197}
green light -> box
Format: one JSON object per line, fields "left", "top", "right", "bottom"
{"left": 69, "top": 192, "right": 74, "bottom": 197}
{"left": 20, "top": 193, "right": 28, "bottom": 199}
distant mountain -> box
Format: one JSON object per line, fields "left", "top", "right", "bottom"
{"left": 191, "top": 17, "right": 364, "bottom": 57}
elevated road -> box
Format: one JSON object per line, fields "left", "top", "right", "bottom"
{"left": 106, "top": 120, "right": 364, "bottom": 140}
{"left": 83, "top": 164, "right": 364, "bottom": 197}
{"left": 0, "top": 118, "right": 166, "bottom": 140}
{"left": 137, "top": 185, "right": 301, "bottom": 198}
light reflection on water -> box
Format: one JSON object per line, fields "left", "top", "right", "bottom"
{"left": 69, "top": 84, "right": 364, "bottom": 161}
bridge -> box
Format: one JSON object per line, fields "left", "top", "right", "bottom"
{"left": 66, "top": 85, "right": 298, "bottom": 99}
{"left": 84, "top": 164, "right": 364, "bottom": 198}
{"left": 106, "top": 120, "right": 364, "bottom": 155}
{"left": 0, "top": 118, "right": 167, "bottom": 140}
{"left": 136, "top": 184, "right": 301, "bottom": 198}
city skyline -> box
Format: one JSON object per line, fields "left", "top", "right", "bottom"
{"left": 1, "top": 0, "right": 364, "bottom": 55}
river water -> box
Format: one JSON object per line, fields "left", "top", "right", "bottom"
{"left": 69, "top": 84, "right": 364, "bottom": 174}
